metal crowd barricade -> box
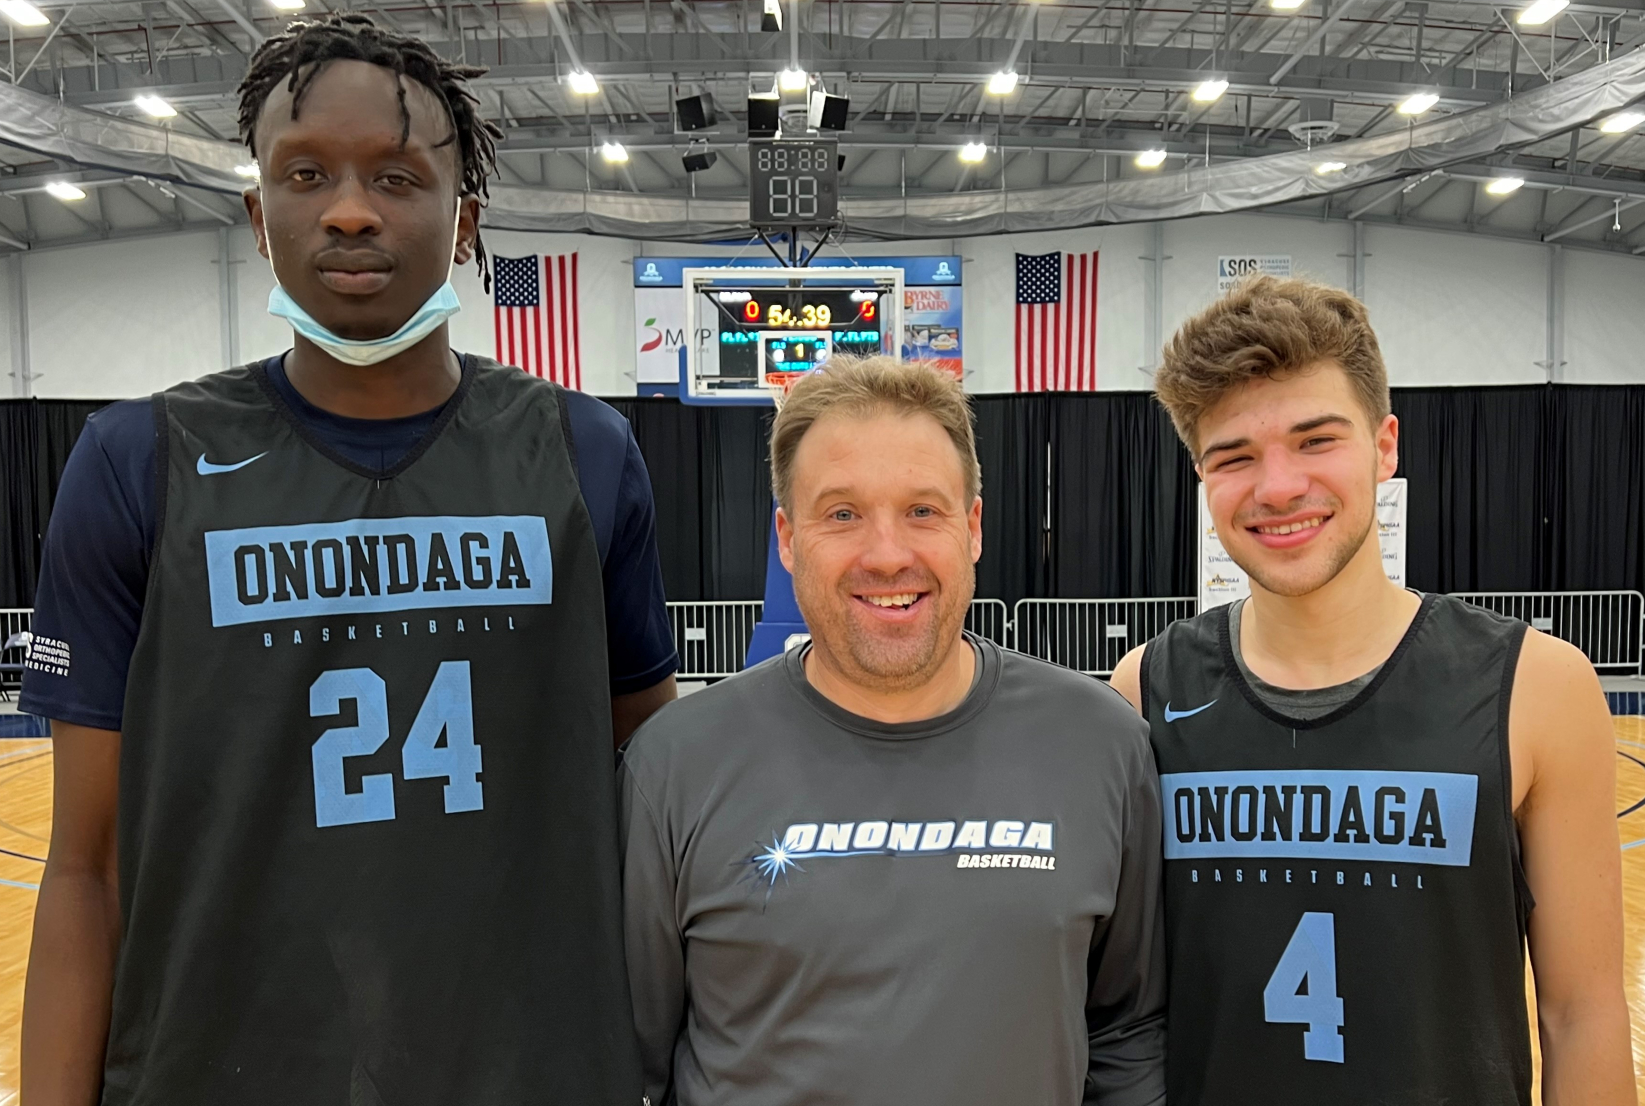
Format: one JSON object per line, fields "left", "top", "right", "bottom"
{"left": 1447, "top": 591, "right": 1645, "bottom": 674}
{"left": 667, "top": 601, "right": 764, "bottom": 680}
{"left": 965, "top": 599, "right": 1012, "bottom": 648}
{"left": 1, "top": 609, "right": 33, "bottom": 697}
{"left": 1011, "top": 598, "right": 1199, "bottom": 677}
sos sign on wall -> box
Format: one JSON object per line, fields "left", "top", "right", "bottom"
{"left": 1217, "top": 255, "right": 1292, "bottom": 292}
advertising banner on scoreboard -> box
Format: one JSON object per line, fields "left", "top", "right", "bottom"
{"left": 1198, "top": 478, "right": 1406, "bottom": 609}
{"left": 634, "top": 255, "right": 962, "bottom": 387}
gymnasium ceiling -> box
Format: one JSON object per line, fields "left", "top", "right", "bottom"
{"left": 1, "top": 0, "right": 1644, "bottom": 255}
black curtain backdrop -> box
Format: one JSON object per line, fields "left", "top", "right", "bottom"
{"left": 4, "top": 388, "right": 1644, "bottom": 608}
{"left": 604, "top": 398, "right": 775, "bottom": 602}
{"left": 1, "top": 399, "right": 110, "bottom": 609}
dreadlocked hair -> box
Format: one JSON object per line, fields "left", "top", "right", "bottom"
{"left": 236, "top": 12, "right": 504, "bottom": 291}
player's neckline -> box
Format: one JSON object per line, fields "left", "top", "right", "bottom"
{"left": 249, "top": 352, "right": 477, "bottom": 482}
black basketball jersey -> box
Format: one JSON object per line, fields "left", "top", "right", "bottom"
{"left": 107, "top": 357, "right": 642, "bottom": 1104}
{"left": 1142, "top": 594, "right": 1532, "bottom": 1106}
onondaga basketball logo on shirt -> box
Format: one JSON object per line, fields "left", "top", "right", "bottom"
{"left": 202, "top": 515, "right": 554, "bottom": 628}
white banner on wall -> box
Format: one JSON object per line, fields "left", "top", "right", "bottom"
{"left": 1217, "top": 255, "right": 1292, "bottom": 292}
{"left": 1198, "top": 478, "right": 1407, "bottom": 610}
{"left": 635, "top": 286, "right": 702, "bottom": 384}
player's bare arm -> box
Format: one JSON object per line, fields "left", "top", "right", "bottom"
{"left": 1509, "top": 630, "right": 1636, "bottom": 1105}
{"left": 21, "top": 722, "right": 122, "bottom": 1106}
{"left": 613, "top": 675, "right": 677, "bottom": 748}
{"left": 1110, "top": 644, "right": 1147, "bottom": 714}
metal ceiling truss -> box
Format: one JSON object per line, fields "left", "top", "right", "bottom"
{"left": 0, "top": 0, "right": 1642, "bottom": 253}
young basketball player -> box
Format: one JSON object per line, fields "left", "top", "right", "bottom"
{"left": 20, "top": 15, "right": 674, "bottom": 1104}
{"left": 622, "top": 359, "right": 1165, "bottom": 1106}
{"left": 1111, "top": 276, "right": 1633, "bottom": 1105}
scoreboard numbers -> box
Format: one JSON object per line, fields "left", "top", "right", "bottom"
{"left": 749, "top": 139, "right": 839, "bottom": 228}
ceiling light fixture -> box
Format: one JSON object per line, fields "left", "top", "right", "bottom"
{"left": 1315, "top": 160, "right": 1348, "bottom": 174}
{"left": 1599, "top": 111, "right": 1645, "bottom": 134}
{"left": 1270, "top": 0, "right": 1307, "bottom": 9}
{"left": 268, "top": 0, "right": 304, "bottom": 9}
{"left": 567, "top": 69, "right": 599, "bottom": 95}
{"left": 0, "top": 0, "right": 49, "bottom": 25}
{"left": 1135, "top": 149, "right": 1168, "bottom": 169}
{"left": 234, "top": 163, "right": 261, "bottom": 178}
{"left": 779, "top": 67, "right": 809, "bottom": 92}
{"left": 1397, "top": 91, "right": 1439, "bottom": 115}
{"left": 959, "top": 141, "right": 988, "bottom": 163}
{"left": 1485, "top": 176, "right": 1525, "bottom": 195}
{"left": 134, "top": 94, "right": 178, "bottom": 118}
{"left": 600, "top": 141, "right": 629, "bottom": 163}
{"left": 987, "top": 70, "right": 1019, "bottom": 96}
{"left": 1516, "top": 0, "right": 1568, "bottom": 24}
{"left": 46, "top": 181, "right": 87, "bottom": 201}
{"left": 1193, "top": 78, "right": 1229, "bottom": 103}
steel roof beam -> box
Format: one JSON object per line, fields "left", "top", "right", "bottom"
{"left": 50, "top": 35, "right": 1530, "bottom": 110}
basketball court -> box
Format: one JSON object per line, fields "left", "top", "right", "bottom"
{"left": 0, "top": 711, "right": 1640, "bottom": 1100}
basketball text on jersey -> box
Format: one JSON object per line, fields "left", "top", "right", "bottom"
{"left": 203, "top": 514, "right": 553, "bottom": 627}
{"left": 746, "top": 819, "right": 1060, "bottom": 889}
{"left": 1160, "top": 770, "right": 1477, "bottom": 866}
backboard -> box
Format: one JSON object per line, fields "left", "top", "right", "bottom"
{"left": 681, "top": 266, "right": 905, "bottom": 405}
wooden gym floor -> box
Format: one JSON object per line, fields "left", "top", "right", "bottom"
{"left": 0, "top": 724, "right": 1642, "bottom": 1101}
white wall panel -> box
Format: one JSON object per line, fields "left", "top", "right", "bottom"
{"left": 0, "top": 258, "right": 16, "bottom": 396}
{"left": 27, "top": 232, "right": 221, "bottom": 398}
{"left": 236, "top": 225, "right": 286, "bottom": 366}
{"left": 12, "top": 211, "right": 1645, "bottom": 398}
{"left": 1160, "top": 213, "right": 1352, "bottom": 352}
{"left": 1363, "top": 227, "right": 1547, "bottom": 386}
{"left": 1564, "top": 250, "right": 1645, "bottom": 384}
{"left": 447, "top": 229, "right": 636, "bottom": 395}
{"left": 960, "top": 224, "right": 1151, "bottom": 392}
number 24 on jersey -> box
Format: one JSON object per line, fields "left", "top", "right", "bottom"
{"left": 309, "top": 662, "right": 483, "bottom": 828}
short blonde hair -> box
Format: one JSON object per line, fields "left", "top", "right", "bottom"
{"left": 1156, "top": 274, "right": 1390, "bottom": 452}
{"left": 769, "top": 356, "right": 981, "bottom": 512}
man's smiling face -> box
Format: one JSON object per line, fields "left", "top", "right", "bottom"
{"left": 777, "top": 407, "right": 982, "bottom": 693}
{"left": 245, "top": 58, "right": 478, "bottom": 341}
{"left": 1195, "top": 362, "right": 1399, "bottom": 598}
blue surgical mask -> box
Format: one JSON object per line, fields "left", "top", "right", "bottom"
{"left": 268, "top": 281, "right": 462, "bottom": 367}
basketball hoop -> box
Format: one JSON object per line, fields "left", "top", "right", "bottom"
{"left": 770, "top": 368, "right": 817, "bottom": 410}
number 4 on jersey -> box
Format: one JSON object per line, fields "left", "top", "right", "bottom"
{"left": 1263, "top": 912, "right": 1346, "bottom": 1063}
{"left": 310, "top": 662, "right": 482, "bottom": 828}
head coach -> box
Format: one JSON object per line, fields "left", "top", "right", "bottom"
{"left": 619, "top": 356, "right": 1166, "bottom": 1106}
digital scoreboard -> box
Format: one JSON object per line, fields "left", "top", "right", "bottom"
{"left": 748, "top": 138, "right": 839, "bottom": 228}
{"left": 711, "top": 287, "right": 882, "bottom": 385}
{"left": 682, "top": 266, "right": 904, "bottom": 405}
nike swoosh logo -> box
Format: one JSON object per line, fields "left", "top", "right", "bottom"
{"left": 1164, "top": 699, "right": 1217, "bottom": 723}
{"left": 196, "top": 451, "right": 268, "bottom": 476}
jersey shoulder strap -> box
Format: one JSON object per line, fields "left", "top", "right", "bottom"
{"left": 1140, "top": 604, "right": 1228, "bottom": 715}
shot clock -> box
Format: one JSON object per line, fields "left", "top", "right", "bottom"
{"left": 748, "top": 138, "right": 840, "bottom": 228}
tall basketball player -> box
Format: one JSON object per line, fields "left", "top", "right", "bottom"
{"left": 20, "top": 15, "right": 673, "bottom": 1104}
{"left": 1111, "top": 275, "right": 1633, "bottom": 1104}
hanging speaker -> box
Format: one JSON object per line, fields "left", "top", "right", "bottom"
{"left": 675, "top": 92, "right": 717, "bottom": 132}
{"left": 808, "top": 92, "right": 849, "bottom": 132}
{"left": 747, "top": 95, "right": 780, "bottom": 138}
{"left": 682, "top": 145, "right": 718, "bottom": 173}
{"left": 761, "top": 0, "right": 782, "bottom": 31}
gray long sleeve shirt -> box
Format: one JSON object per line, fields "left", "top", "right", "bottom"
{"left": 620, "top": 636, "right": 1166, "bottom": 1106}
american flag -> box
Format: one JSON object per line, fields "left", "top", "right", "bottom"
{"left": 1015, "top": 250, "right": 1099, "bottom": 392}
{"left": 493, "top": 253, "right": 582, "bottom": 389}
